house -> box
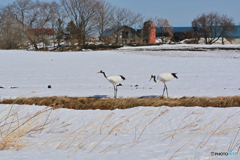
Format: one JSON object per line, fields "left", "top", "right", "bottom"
{"left": 102, "top": 26, "right": 141, "bottom": 44}
{"left": 29, "top": 29, "right": 55, "bottom": 44}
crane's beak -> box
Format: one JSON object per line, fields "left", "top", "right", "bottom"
{"left": 149, "top": 77, "right": 153, "bottom": 82}
{"left": 97, "top": 72, "right": 101, "bottom": 74}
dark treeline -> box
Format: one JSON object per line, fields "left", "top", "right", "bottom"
{"left": 0, "top": 0, "right": 237, "bottom": 50}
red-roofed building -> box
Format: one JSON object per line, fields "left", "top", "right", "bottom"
{"left": 31, "top": 29, "right": 55, "bottom": 34}
{"left": 29, "top": 29, "right": 55, "bottom": 41}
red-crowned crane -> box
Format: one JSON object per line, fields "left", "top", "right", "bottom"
{"left": 97, "top": 70, "right": 125, "bottom": 98}
{"left": 149, "top": 73, "right": 178, "bottom": 98}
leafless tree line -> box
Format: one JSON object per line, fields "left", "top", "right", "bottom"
{"left": 192, "top": 12, "right": 236, "bottom": 44}
{"left": 0, "top": 0, "right": 237, "bottom": 50}
{"left": 149, "top": 12, "right": 236, "bottom": 44}
{"left": 0, "top": 0, "right": 144, "bottom": 50}
{"left": 0, "top": 0, "right": 61, "bottom": 49}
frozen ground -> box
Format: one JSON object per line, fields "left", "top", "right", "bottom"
{"left": 0, "top": 44, "right": 240, "bottom": 100}
{"left": 0, "top": 44, "right": 240, "bottom": 159}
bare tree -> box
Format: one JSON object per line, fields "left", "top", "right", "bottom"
{"left": 95, "top": 0, "right": 114, "bottom": 41}
{"left": 121, "top": 10, "right": 143, "bottom": 44}
{"left": 192, "top": 13, "right": 210, "bottom": 44}
{"left": 54, "top": 18, "right": 64, "bottom": 48}
{"left": 4, "top": 0, "right": 59, "bottom": 50}
{"left": 155, "top": 18, "right": 173, "bottom": 43}
{"left": 110, "top": 7, "right": 143, "bottom": 44}
{"left": 66, "top": 20, "right": 78, "bottom": 49}
{"left": 125, "top": 10, "right": 143, "bottom": 29}
{"left": 207, "top": 12, "right": 222, "bottom": 44}
{"left": 108, "top": 7, "right": 127, "bottom": 44}
{"left": 136, "top": 16, "right": 146, "bottom": 43}
{"left": 49, "top": 4, "right": 67, "bottom": 49}
{"left": 61, "top": 0, "right": 100, "bottom": 47}
{"left": 192, "top": 12, "right": 236, "bottom": 44}
{"left": 220, "top": 14, "right": 236, "bottom": 44}
{"left": 0, "top": 7, "right": 21, "bottom": 49}
{"left": 36, "top": 1, "right": 59, "bottom": 49}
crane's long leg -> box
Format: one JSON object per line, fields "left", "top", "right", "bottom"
{"left": 165, "top": 84, "right": 169, "bottom": 98}
{"left": 115, "top": 86, "right": 118, "bottom": 99}
{"left": 162, "top": 85, "right": 166, "bottom": 98}
{"left": 113, "top": 85, "right": 116, "bottom": 98}
{"left": 162, "top": 84, "right": 169, "bottom": 98}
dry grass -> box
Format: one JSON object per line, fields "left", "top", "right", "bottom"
{"left": 1, "top": 97, "right": 239, "bottom": 158}
{"left": 0, "top": 105, "right": 53, "bottom": 150}
{"left": 1, "top": 96, "right": 240, "bottom": 110}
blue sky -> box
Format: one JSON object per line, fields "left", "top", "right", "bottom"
{"left": 1, "top": 0, "right": 239, "bottom": 27}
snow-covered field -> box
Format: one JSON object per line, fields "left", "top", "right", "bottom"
{"left": 0, "top": 44, "right": 240, "bottom": 159}
{"left": 1, "top": 44, "right": 240, "bottom": 99}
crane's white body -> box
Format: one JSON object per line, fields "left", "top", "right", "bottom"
{"left": 156, "top": 73, "right": 177, "bottom": 84}
{"left": 107, "top": 76, "right": 124, "bottom": 85}
{"left": 149, "top": 73, "right": 178, "bottom": 98}
{"left": 98, "top": 70, "right": 125, "bottom": 98}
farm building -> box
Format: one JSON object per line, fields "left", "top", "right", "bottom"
{"left": 30, "top": 29, "right": 55, "bottom": 40}
{"left": 160, "top": 26, "right": 240, "bottom": 43}
{"left": 102, "top": 26, "right": 141, "bottom": 44}
{"left": 142, "top": 20, "right": 156, "bottom": 44}
{"left": 102, "top": 24, "right": 240, "bottom": 44}
{"left": 28, "top": 29, "right": 55, "bottom": 45}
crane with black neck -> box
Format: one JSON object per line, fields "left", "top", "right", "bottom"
{"left": 149, "top": 73, "right": 178, "bottom": 98}
{"left": 97, "top": 70, "right": 125, "bottom": 98}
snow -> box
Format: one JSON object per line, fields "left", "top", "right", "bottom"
{"left": 0, "top": 45, "right": 240, "bottom": 99}
{"left": 119, "top": 44, "right": 240, "bottom": 51}
{"left": 0, "top": 44, "right": 240, "bottom": 159}
{"left": 1, "top": 104, "right": 240, "bottom": 159}
{"left": 177, "top": 38, "right": 232, "bottom": 44}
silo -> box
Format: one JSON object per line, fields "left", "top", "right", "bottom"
{"left": 143, "top": 20, "right": 156, "bottom": 44}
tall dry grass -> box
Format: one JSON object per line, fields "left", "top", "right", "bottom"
{"left": 1, "top": 99, "right": 239, "bottom": 159}
{"left": 1, "top": 96, "right": 240, "bottom": 110}
{"left": 0, "top": 104, "right": 53, "bottom": 150}
{"left": 1, "top": 96, "right": 240, "bottom": 158}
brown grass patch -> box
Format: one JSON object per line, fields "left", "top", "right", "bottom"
{"left": 1, "top": 96, "right": 240, "bottom": 110}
